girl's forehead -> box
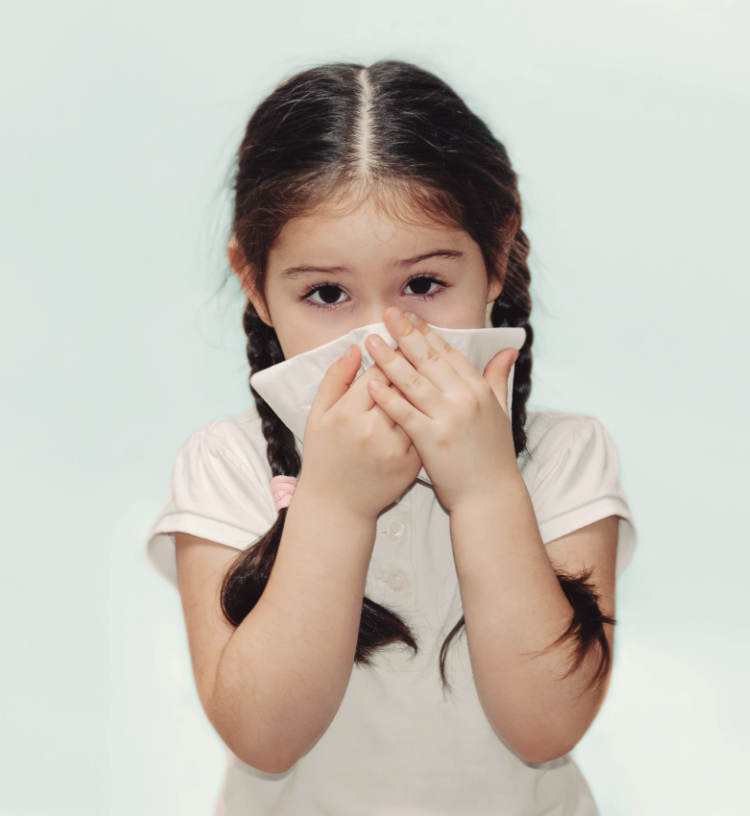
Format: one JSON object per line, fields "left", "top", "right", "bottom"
{"left": 300, "top": 183, "right": 463, "bottom": 231}
{"left": 271, "top": 214, "right": 470, "bottom": 268}
{"left": 276, "top": 195, "right": 465, "bottom": 248}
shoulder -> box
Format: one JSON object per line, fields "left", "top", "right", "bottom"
{"left": 520, "top": 408, "right": 612, "bottom": 481}
{"left": 520, "top": 407, "right": 638, "bottom": 576}
{"left": 176, "top": 406, "right": 273, "bottom": 486}
{"left": 147, "top": 407, "right": 278, "bottom": 589}
{"left": 519, "top": 407, "right": 627, "bottom": 516}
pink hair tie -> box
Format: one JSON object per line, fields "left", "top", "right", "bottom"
{"left": 270, "top": 475, "right": 298, "bottom": 512}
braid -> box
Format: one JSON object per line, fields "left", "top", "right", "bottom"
{"left": 217, "top": 301, "right": 299, "bottom": 625}
{"left": 490, "top": 225, "right": 533, "bottom": 458}
{"left": 437, "top": 224, "right": 535, "bottom": 693}
{"left": 440, "top": 226, "right": 615, "bottom": 697}
{"left": 242, "top": 304, "right": 301, "bottom": 478}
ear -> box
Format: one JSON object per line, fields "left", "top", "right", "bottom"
{"left": 487, "top": 272, "right": 503, "bottom": 304}
{"left": 227, "top": 235, "right": 273, "bottom": 327}
{"left": 487, "top": 223, "right": 516, "bottom": 304}
{"left": 484, "top": 271, "right": 504, "bottom": 327}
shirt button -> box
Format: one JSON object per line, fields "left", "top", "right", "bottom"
{"left": 388, "top": 520, "right": 406, "bottom": 539}
{"left": 387, "top": 571, "right": 406, "bottom": 591}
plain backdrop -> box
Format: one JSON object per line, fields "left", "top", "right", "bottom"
{"left": 2, "top": 1, "right": 747, "bottom": 814}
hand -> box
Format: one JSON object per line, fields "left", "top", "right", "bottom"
{"left": 298, "top": 343, "right": 423, "bottom": 522}
{"left": 365, "top": 306, "right": 520, "bottom": 514}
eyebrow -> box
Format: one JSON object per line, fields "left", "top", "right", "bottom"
{"left": 281, "top": 249, "right": 464, "bottom": 278}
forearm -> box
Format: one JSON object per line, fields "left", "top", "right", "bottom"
{"left": 211, "top": 480, "right": 376, "bottom": 773}
{"left": 450, "top": 473, "right": 606, "bottom": 763}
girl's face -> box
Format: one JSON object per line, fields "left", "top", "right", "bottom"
{"left": 239, "top": 195, "right": 503, "bottom": 360}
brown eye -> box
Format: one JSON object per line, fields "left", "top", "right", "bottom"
{"left": 302, "top": 283, "right": 347, "bottom": 309}
{"left": 314, "top": 284, "right": 343, "bottom": 305}
{"left": 405, "top": 275, "right": 446, "bottom": 298}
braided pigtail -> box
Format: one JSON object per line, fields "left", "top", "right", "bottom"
{"left": 217, "top": 303, "right": 296, "bottom": 624}
{"left": 437, "top": 224, "right": 616, "bottom": 696}
{"left": 437, "top": 224, "right": 535, "bottom": 692}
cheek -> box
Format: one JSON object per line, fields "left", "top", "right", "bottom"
{"left": 279, "top": 327, "right": 338, "bottom": 360}
{"left": 419, "top": 300, "right": 486, "bottom": 330}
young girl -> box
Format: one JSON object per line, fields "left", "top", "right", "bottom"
{"left": 146, "top": 59, "right": 638, "bottom": 815}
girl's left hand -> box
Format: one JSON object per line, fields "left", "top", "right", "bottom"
{"left": 365, "top": 306, "right": 520, "bottom": 514}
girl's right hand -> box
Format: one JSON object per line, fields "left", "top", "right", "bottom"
{"left": 297, "top": 343, "right": 423, "bottom": 522}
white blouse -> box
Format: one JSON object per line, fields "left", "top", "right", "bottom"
{"left": 146, "top": 322, "right": 638, "bottom": 815}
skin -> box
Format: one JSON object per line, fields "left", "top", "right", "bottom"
{"left": 230, "top": 193, "right": 503, "bottom": 359}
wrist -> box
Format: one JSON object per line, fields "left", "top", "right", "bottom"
{"left": 450, "top": 470, "right": 528, "bottom": 519}
{"left": 294, "top": 474, "right": 380, "bottom": 529}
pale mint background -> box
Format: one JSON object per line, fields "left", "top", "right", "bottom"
{"left": 2, "top": 1, "right": 747, "bottom": 814}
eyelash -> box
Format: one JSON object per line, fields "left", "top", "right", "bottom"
{"left": 301, "top": 274, "right": 448, "bottom": 310}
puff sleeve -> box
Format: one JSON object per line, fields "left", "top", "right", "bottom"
{"left": 145, "top": 421, "right": 277, "bottom": 590}
{"left": 530, "top": 415, "right": 638, "bottom": 578}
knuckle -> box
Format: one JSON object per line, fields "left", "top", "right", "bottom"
{"left": 425, "top": 345, "right": 441, "bottom": 364}
{"left": 454, "top": 390, "right": 481, "bottom": 419}
{"left": 434, "top": 423, "right": 453, "bottom": 448}
{"left": 360, "top": 416, "right": 377, "bottom": 442}
{"left": 406, "top": 370, "right": 421, "bottom": 390}
{"left": 467, "top": 392, "right": 483, "bottom": 416}
{"left": 361, "top": 366, "right": 386, "bottom": 385}
{"left": 382, "top": 442, "right": 400, "bottom": 464}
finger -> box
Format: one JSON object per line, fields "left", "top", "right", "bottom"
{"left": 364, "top": 395, "right": 417, "bottom": 451}
{"left": 378, "top": 309, "right": 463, "bottom": 395}
{"left": 365, "top": 335, "right": 443, "bottom": 418}
{"left": 310, "top": 344, "right": 362, "bottom": 417}
{"left": 407, "top": 312, "right": 484, "bottom": 384}
{"left": 344, "top": 360, "right": 393, "bottom": 414}
{"left": 392, "top": 424, "right": 419, "bottom": 458}
{"left": 371, "top": 397, "right": 403, "bottom": 433}
{"left": 482, "top": 348, "right": 518, "bottom": 413}
{"left": 368, "top": 377, "right": 426, "bottom": 444}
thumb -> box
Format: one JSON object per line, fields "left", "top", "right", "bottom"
{"left": 311, "top": 344, "right": 362, "bottom": 416}
{"left": 482, "top": 348, "right": 519, "bottom": 409}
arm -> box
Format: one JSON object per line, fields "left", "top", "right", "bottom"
{"left": 449, "top": 473, "right": 618, "bottom": 764}
{"left": 356, "top": 308, "right": 620, "bottom": 761}
{"left": 188, "top": 481, "right": 376, "bottom": 774}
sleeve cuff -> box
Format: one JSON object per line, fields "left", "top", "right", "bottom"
{"left": 537, "top": 495, "right": 638, "bottom": 578}
{"left": 146, "top": 513, "right": 265, "bottom": 590}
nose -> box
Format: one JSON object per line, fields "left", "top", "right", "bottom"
{"left": 360, "top": 303, "right": 392, "bottom": 329}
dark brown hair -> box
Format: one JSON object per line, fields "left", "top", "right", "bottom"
{"left": 218, "top": 60, "right": 615, "bottom": 695}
